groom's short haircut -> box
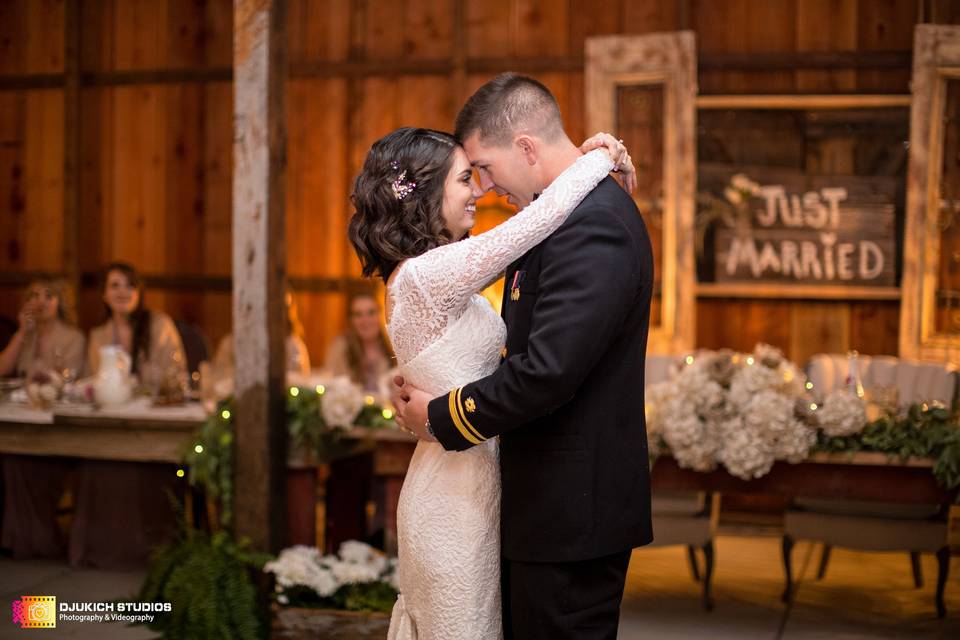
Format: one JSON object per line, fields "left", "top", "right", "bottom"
{"left": 455, "top": 72, "right": 565, "bottom": 148}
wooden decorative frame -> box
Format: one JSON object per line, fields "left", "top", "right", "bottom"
{"left": 900, "top": 25, "right": 960, "bottom": 362}
{"left": 695, "top": 93, "right": 909, "bottom": 301}
{"left": 586, "top": 32, "right": 697, "bottom": 354}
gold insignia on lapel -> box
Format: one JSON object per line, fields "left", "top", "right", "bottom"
{"left": 510, "top": 288, "right": 520, "bottom": 301}
{"left": 500, "top": 347, "right": 508, "bottom": 359}
{"left": 465, "top": 397, "right": 477, "bottom": 413}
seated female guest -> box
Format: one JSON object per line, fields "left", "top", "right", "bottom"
{"left": 71, "top": 262, "right": 186, "bottom": 568}
{"left": 212, "top": 287, "right": 311, "bottom": 379}
{"left": 1, "top": 279, "right": 85, "bottom": 558}
{"left": 322, "top": 293, "right": 395, "bottom": 550}
{"left": 87, "top": 262, "right": 187, "bottom": 389}
{"left": 0, "top": 278, "right": 85, "bottom": 378}
{"left": 323, "top": 293, "right": 394, "bottom": 392}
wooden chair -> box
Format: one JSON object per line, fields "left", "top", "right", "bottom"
{"left": 781, "top": 354, "right": 957, "bottom": 617}
{"left": 646, "top": 354, "right": 716, "bottom": 611}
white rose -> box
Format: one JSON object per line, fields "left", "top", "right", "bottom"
{"left": 321, "top": 376, "right": 365, "bottom": 429}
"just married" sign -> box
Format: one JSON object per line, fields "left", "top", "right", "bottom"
{"left": 714, "top": 182, "right": 896, "bottom": 287}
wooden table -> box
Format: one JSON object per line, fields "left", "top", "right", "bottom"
{"left": 0, "top": 399, "right": 205, "bottom": 463}
{"left": 650, "top": 452, "right": 954, "bottom": 505}
{"left": 0, "top": 400, "right": 418, "bottom": 552}
{"left": 7, "top": 400, "right": 945, "bottom": 551}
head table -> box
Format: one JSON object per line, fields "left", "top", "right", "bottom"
{"left": 0, "top": 400, "right": 953, "bottom": 556}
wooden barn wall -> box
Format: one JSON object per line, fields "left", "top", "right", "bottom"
{"left": 2, "top": 0, "right": 960, "bottom": 368}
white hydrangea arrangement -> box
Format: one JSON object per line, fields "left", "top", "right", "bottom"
{"left": 264, "top": 540, "right": 399, "bottom": 609}
{"left": 815, "top": 389, "right": 868, "bottom": 437}
{"left": 320, "top": 376, "right": 367, "bottom": 429}
{"left": 646, "top": 344, "right": 826, "bottom": 480}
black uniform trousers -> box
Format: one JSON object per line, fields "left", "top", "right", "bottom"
{"left": 501, "top": 549, "right": 632, "bottom": 640}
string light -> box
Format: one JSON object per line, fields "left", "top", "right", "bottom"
{"left": 221, "top": 409, "right": 231, "bottom": 420}
{"left": 316, "top": 385, "right": 326, "bottom": 395}
{"left": 684, "top": 355, "right": 694, "bottom": 365}
{"left": 176, "top": 469, "right": 185, "bottom": 478}
{"left": 382, "top": 409, "right": 395, "bottom": 420}
{"left": 194, "top": 444, "right": 204, "bottom": 453}
{"left": 809, "top": 403, "right": 818, "bottom": 411}
{"left": 746, "top": 356, "right": 755, "bottom": 365}
{"left": 365, "top": 395, "right": 375, "bottom": 406}
{"left": 290, "top": 387, "right": 300, "bottom": 397}
{"left": 805, "top": 382, "right": 814, "bottom": 390}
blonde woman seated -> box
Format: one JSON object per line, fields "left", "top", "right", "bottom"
{"left": 0, "top": 277, "right": 85, "bottom": 379}
{"left": 211, "top": 288, "right": 311, "bottom": 381}
{"left": 1, "top": 278, "right": 85, "bottom": 559}
{"left": 324, "top": 293, "right": 394, "bottom": 392}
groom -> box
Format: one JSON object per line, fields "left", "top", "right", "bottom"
{"left": 396, "top": 73, "right": 653, "bottom": 639}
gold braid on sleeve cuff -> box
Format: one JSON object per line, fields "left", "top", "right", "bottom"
{"left": 447, "top": 387, "right": 486, "bottom": 445}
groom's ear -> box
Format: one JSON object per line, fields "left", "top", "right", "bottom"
{"left": 514, "top": 135, "right": 538, "bottom": 166}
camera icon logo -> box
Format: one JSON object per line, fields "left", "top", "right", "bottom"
{"left": 11, "top": 596, "right": 56, "bottom": 629}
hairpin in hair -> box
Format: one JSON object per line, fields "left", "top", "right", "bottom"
{"left": 390, "top": 161, "right": 417, "bottom": 201}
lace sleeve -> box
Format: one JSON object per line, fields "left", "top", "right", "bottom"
{"left": 388, "top": 149, "right": 613, "bottom": 361}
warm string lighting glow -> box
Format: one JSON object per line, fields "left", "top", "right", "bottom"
{"left": 316, "top": 385, "right": 326, "bottom": 395}
{"left": 382, "top": 409, "right": 395, "bottom": 420}
{"left": 221, "top": 409, "right": 231, "bottom": 420}
{"left": 176, "top": 469, "right": 185, "bottom": 478}
{"left": 194, "top": 444, "right": 204, "bottom": 453}
{"left": 365, "top": 395, "right": 375, "bottom": 406}
{"left": 805, "top": 381, "right": 814, "bottom": 390}
{"left": 289, "top": 387, "right": 300, "bottom": 397}
{"left": 684, "top": 355, "right": 695, "bottom": 365}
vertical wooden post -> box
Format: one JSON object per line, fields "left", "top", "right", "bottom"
{"left": 232, "top": 0, "right": 288, "bottom": 552}
{"left": 63, "top": 0, "right": 81, "bottom": 292}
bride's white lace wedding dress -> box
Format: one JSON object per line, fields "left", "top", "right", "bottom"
{"left": 385, "top": 149, "right": 613, "bottom": 640}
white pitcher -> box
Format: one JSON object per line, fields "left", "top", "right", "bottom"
{"left": 94, "top": 345, "right": 133, "bottom": 406}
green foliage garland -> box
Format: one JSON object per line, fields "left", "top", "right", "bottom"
{"left": 183, "top": 386, "right": 396, "bottom": 528}
{"left": 813, "top": 403, "right": 960, "bottom": 497}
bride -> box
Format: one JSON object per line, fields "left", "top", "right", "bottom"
{"left": 348, "top": 126, "right": 632, "bottom": 639}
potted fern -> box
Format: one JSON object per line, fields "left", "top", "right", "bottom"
{"left": 135, "top": 515, "right": 273, "bottom": 640}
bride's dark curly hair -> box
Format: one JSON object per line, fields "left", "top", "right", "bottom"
{"left": 349, "top": 127, "right": 460, "bottom": 281}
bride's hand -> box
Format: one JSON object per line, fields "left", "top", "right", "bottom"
{"left": 579, "top": 132, "right": 638, "bottom": 194}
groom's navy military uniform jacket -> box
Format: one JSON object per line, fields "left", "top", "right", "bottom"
{"left": 427, "top": 175, "right": 654, "bottom": 563}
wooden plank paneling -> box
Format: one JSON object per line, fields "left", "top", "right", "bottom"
{"left": 0, "top": 91, "right": 27, "bottom": 272}
{"left": 695, "top": 0, "right": 798, "bottom": 94}
{"left": 0, "top": 0, "right": 65, "bottom": 74}
{"left": 796, "top": 0, "right": 857, "bottom": 92}
{"left": 287, "top": 0, "right": 350, "bottom": 64}
{"left": 516, "top": 0, "right": 569, "bottom": 57}
{"left": 0, "top": 0, "right": 935, "bottom": 369}
{"left": 857, "top": 0, "right": 918, "bottom": 92}
{"left": 466, "top": 0, "right": 514, "bottom": 58}
{"left": 22, "top": 89, "right": 64, "bottom": 273}
{"left": 789, "top": 301, "right": 851, "bottom": 366}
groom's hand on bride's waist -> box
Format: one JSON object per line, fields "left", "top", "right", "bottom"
{"left": 392, "top": 375, "right": 437, "bottom": 442}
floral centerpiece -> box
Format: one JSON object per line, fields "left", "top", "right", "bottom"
{"left": 646, "top": 344, "right": 819, "bottom": 480}
{"left": 646, "top": 344, "right": 960, "bottom": 497}
{"left": 265, "top": 540, "right": 398, "bottom": 613}
{"left": 25, "top": 370, "right": 64, "bottom": 409}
